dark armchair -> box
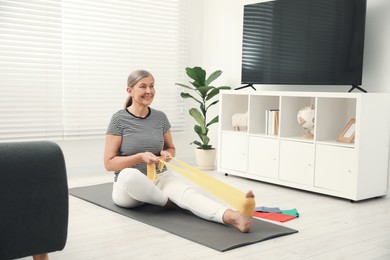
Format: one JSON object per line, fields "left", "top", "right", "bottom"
{"left": 0, "top": 141, "right": 68, "bottom": 259}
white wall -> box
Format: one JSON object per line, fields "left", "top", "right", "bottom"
{"left": 361, "top": 0, "right": 390, "bottom": 93}
{"left": 61, "top": 0, "right": 390, "bottom": 194}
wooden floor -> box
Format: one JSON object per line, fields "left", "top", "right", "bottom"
{"left": 29, "top": 171, "right": 390, "bottom": 259}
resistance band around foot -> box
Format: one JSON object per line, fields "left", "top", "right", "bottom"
{"left": 147, "top": 157, "right": 255, "bottom": 216}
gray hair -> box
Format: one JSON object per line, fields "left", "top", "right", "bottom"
{"left": 125, "top": 70, "right": 154, "bottom": 108}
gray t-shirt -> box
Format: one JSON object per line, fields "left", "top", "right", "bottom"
{"left": 107, "top": 107, "right": 171, "bottom": 177}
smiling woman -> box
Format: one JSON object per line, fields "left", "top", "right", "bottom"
{"left": 103, "top": 69, "right": 255, "bottom": 233}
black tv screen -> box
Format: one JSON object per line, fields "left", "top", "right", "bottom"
{"left": 241, "top": 0, "right": 367, "bottom": 86}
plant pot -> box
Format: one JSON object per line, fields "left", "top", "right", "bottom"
{"left": 195, "top": 148, "right": 216, "bottom": 170}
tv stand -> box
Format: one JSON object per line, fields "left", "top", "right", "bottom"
{"left": 218, "top": 90, "right": 390, "bottom": 201}
{"left": 235, "top": 84, "right": 256, "bottom": 91}
{"left": 348, "top": 85, "right": 367, "bottom": 93}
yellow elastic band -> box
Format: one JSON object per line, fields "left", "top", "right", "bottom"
{"left": 146, "top": 160, "right": 165, "bottom": 181}
{"left": 146, "top": 163, "right": 157, "bottom": 181}
{"left": 154, "top": 157, "right": 255, "bottom": 216}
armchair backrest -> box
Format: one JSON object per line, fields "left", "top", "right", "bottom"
{"left": 0, "top": 141, "right": 68, "bottom": 259}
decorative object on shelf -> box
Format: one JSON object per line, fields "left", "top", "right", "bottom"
{"left": 265, "top": 109, "right": 279, "bottom": 135}
{"left": 232, "top": 111, "right": 248, "bottom": 131}
{"left": 176, "top": 66, "right": 231, "bottom": 169}
{"left": 337, "top": 118, "right": 356, "bottom": 143}
{"left": 297, "top": 105, "right": 315, "bottom": 139}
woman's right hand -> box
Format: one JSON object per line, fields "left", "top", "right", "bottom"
{"left": 140, "top": 152, "right": 159, "bottom": 164}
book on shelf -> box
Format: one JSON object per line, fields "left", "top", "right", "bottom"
{"left": 265, "top": 109, "right": 279, "bottom": 135}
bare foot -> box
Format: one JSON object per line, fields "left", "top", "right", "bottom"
{"left": 223, "top": 209, "right": 253, "bottom": 232}
{"left": 223, "top": 190, "right": 255, "bottom": 232}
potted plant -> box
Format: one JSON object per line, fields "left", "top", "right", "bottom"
{"left": 176, "top": 66, "right": 231, "bottom": 169}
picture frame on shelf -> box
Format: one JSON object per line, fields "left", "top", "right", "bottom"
{"left": 336, "top": 118, "right": 356, "bottom": 143}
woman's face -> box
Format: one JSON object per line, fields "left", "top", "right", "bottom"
{"left": 128, "top": 76, "right": 155, "bottom": 106}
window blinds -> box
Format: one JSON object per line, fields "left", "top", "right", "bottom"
{"left": 0, "top": 0, "right": 63, "bottom": 141}
{"left": 0, "top": 0, "right": 187, "bottom": 141}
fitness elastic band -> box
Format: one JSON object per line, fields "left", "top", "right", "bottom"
{"left": 147, "top": 158, "right": 255, "bottom": 216}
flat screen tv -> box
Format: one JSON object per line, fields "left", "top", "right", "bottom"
{"left": 241, "top": 0, "right": 367, "bottom": 92}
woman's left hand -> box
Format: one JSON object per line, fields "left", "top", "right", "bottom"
{"left": 160, "top": 150, "right": 172, "bottom": 162}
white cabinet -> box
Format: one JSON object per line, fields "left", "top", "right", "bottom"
{"left": 279, "top": 140, "right": 314, "bottom": 186}
{"left": 314, "top": 145, "right": 356, "bottom": 197}
{"left": 219, "top": 132, "right": 247, "bottom": 173}
{"left": 217, "top": 90, "right": 390, "bottom": 201}
{"left": 248, "top": 137, "right": 279, "bottom": 179}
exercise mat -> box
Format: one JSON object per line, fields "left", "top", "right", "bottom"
{"left": 69, "top": 183, "right": 298, "bottom": 252}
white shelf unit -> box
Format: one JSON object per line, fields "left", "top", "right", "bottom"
{"left": 217, "top": 90, "right": 390, "bottom": 201}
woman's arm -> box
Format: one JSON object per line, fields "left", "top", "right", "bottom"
{"left": 160, "top": 129, "right": 176, "bottom": 161}
{"left": 104, "top": 134, "right": 159, "bottom": 172}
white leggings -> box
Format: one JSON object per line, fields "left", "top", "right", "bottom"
{"left": 112, "top": 168, "right": 228, "bottom": 223}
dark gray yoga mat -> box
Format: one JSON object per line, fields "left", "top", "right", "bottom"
{"left": 69, "top": 183, "right": 298, "bottom": 252}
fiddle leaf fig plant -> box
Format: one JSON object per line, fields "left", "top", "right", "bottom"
{"left": 176, "top": 66, "right": 231, "bottom": 150}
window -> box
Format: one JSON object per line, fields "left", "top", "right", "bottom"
{"left": 0, "top": 0, "right": 187, "bottom": 141}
